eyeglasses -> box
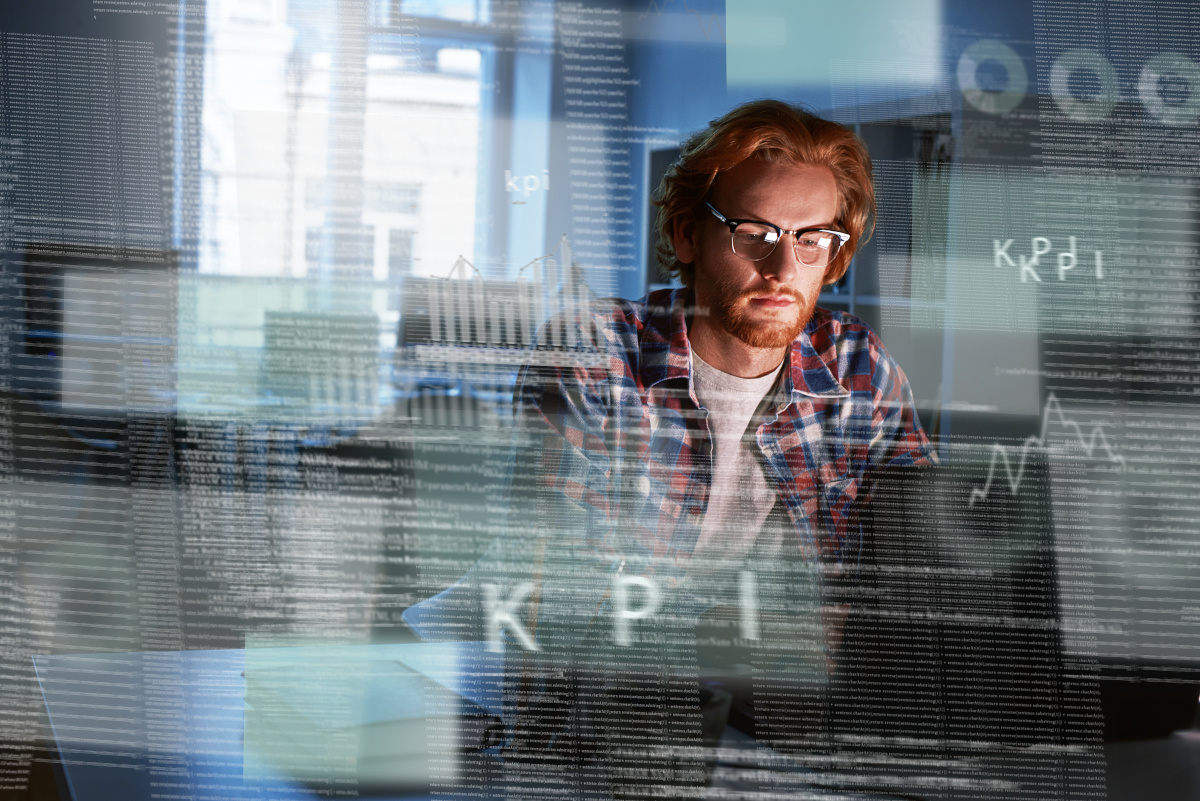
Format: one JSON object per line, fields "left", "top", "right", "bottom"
{"left": 706, "top": 202, "right": 849, "bottom": 268}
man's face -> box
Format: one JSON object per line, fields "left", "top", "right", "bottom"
{"left": 673, "top": 158, "right": 840, "bottom": 350}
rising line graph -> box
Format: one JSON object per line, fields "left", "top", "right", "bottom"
{"left": 968, "top": 394, "right": 1126, "bottom": 506}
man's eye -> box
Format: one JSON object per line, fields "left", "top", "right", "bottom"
{"left": 797, "top": 236, "right": 822, "bottom": 248}
{"left": 736, "top": 226, "right": 775, "bottom": 241}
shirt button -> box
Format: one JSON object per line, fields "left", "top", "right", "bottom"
{"left": 638, "top": 476, "right": 650, "bottom": 495}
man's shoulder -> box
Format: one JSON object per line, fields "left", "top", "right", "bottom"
{"left": 585, "top": 288, "right": 675, "bottom": 325}
{"left": 804, "top": 305, "right": 887, "bottom": 355}
{"left": 525, "top": 289, "right": 678, "bottom": 383}
{"left": 579, "top": 287, "right": 679, "bottom": 351}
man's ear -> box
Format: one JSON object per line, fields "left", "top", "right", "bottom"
{"left": 670, "top": 214, "right": 699, "bottom": 265}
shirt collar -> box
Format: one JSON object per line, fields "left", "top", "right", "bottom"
{"left": 788, "top": 310, "right": 851, "bottom": 399}
{"left": 639, "top": 288, "right": 849, "bottom": 400}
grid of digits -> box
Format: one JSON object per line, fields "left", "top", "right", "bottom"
{"left": 4, "top": 1, "right": 1200, "bottom": 800}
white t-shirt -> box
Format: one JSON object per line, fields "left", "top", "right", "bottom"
{"left": 688, "top": 348, "right": 785, "bottom": 569}
{"left": 685, "top": 349, "right": 825, "bottom": 658}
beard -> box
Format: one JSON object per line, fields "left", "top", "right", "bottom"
{"left": 709, "top": 277, "right": 816, "bottom": 349}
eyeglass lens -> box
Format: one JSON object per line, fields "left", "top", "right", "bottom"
{"left": 731, "top": 222, "right": 839, "bottom": 266}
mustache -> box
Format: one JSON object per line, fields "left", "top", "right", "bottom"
{"left": 710, "top": 272, "right": 805, "bottom": 304}
{"left": 735, "top": 285, "right": 802, "bottom": 302}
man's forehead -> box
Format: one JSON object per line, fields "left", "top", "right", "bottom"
{"left": 712, "top": 159, "right": 840, "bottom": 218}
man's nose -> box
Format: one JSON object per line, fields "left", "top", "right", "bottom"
{"left": 756, "top": 236, "right": 803, "bottom": 283}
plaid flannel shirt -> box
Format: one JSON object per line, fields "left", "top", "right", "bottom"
{"left": 514, "top": 287, "right": 936, "bottom": 598}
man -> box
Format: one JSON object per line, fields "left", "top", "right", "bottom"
{"left": 511, "top": 98, "right": 934, "bottom": 620}
{"left": 489, "top": 99, "right": 937, "bottom": 794}
{"left": 407, "top": 99, "right": 937, "bottom": 797}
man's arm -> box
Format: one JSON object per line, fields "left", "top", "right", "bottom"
{"left": 866, "top": 333, "right": 938, "bottom": 470}
{"left": 823, "top": 327, "right": 936, "bottom": 652}
{"left": 506, "top": 315, "right": 630, "bottom": 656}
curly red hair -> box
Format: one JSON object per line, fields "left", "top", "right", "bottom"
{"left": 653, "top": 100, "right": 875, "bottom": 287}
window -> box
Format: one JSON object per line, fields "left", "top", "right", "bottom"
{"left": 368, "top": 183, "right": 421, "bottom": 215}
{"left": 305, "top": 225, "right": 375, "bottom": 277}
{"left": 388, "top": 228, "right": 414, "bottom": 311}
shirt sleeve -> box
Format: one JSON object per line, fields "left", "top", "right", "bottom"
{"left": 507, "top": 320, "right": 628, "bottom": 657}
{"left": 502, "top": 320, "right": 638, "bottom": 754}
{"left": 824, "top": 327, "right": 936, "bottom": 580}
{"left": 866, "top": 332, "right": 939, "bottom": 470}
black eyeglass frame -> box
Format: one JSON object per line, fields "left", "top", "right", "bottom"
{"left": 705, "top": 202, "right": 850, "bottom": 265}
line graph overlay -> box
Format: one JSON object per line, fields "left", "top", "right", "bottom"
{"left": 968, "top": 395, "right": 1126, "bottom": 506}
